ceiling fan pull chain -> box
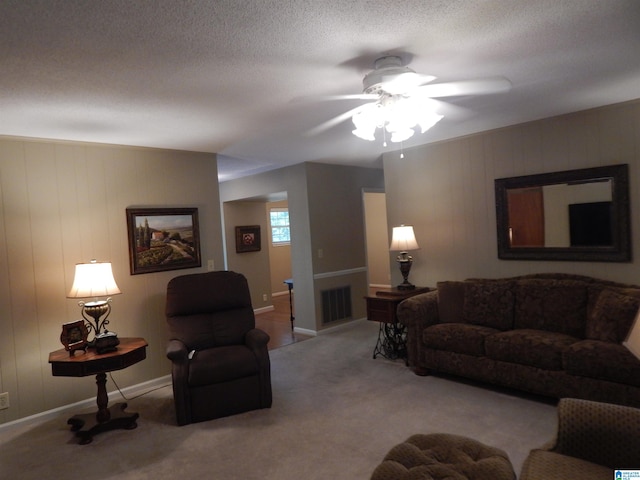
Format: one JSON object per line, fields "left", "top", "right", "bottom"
{"left": 400, "top": 142, "right": 404, "bottom": 159}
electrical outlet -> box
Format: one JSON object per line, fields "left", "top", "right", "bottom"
{"left": 262, "top": 294, "right": 268, "bottom": 301}
{"left": 0, "top": 392, "right": 9, "bottom": 410}
{"left": 207, "top": 259, "right": 215, "bottom": 271}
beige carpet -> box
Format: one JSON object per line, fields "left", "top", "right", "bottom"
{"left": 0, "top": 320, "right": 558, "bottom": 479}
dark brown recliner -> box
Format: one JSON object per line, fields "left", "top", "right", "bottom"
{"left": 165, "top": 271, "right": 272, "bottom": 426}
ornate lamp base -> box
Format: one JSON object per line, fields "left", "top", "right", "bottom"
{"left": 396, "top": 254, "right": 415, "bottom": 290}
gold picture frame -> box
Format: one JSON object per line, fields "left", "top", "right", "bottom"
{"left": 126, "top": 207, "right": 201, "bottom": 274}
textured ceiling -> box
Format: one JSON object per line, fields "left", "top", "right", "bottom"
{"left": 1, "top": 1, "right": 640, "bottom": 181}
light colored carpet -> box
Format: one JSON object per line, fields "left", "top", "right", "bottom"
{"left": 0, "top": 320, "right": 558, "bottom": 479}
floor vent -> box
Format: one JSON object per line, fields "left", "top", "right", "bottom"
{"left": 321, "top": 286, "right": 352, "bottom": 325}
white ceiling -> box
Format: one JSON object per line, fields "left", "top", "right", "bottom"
{"left": 2, "top": 1, "right": 640, "bottom": 181}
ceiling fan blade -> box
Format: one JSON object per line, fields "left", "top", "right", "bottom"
{"left": 424, "top": 98, "right": 471, "bottom": 120}
{"left": 379, "top": 72, "right": 436, "bottom": 94}
{"left": 414, "top": 77, "right": 512, "bottom": 98}
{"left": 291, "top": 93, "right": 378, "bottom": 104}
{"left": 305, "top": 104, "right": 371, "bottom": 136}
{"left": 312, "top": 94, "right": 378, "bottom": 101}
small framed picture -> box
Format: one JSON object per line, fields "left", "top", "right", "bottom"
{"left": 60, "top": 320, "right": 89, "bottom": 353}
{"left": 235, "top": 225, "right": 261, "bottom": 253}
{"left": 126, "top": 207, "right": 201, "bottom": 275}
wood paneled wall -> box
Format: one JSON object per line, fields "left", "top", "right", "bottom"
{"left": 383, "top": 100, "right": 640, "bottom": 288}
{"left": 0, "top": 137, "right": 222, "bottom": 423}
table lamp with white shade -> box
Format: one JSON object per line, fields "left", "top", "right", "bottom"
{"left": 389, "top": 225, "right": 420, "bottom": 291}
{"left": 67, "top": 260, "right": 121, "bottom": 348}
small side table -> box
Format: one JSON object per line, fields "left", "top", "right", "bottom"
{"left": 365, "top": 287, "right": 431, "bottom": 363}
{"left": 48, "top": 337, "right": 148, "bottom": 444}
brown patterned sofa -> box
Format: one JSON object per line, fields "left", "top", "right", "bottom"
{"left": 397, "top": 273, "right": 640, "bottom": 407}
{"left": 519, "top": 398, "right": 640, "bottom": 479}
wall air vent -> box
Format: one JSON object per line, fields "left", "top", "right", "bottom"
{"left": 321, "top": 286, "right": 352, "bottom": 325}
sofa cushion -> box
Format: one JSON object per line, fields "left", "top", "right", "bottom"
{"left": 462, "top": 280, "right": 515, "bottom": 330}
{"left": 423, "top": 323, "right": 499, "bottom": 357}
{"left": 513, "top": 279, "right": 587, "bottom": 337}
{"left": 563, "top": 339, "right": 640, "bottom": 387}
{"left": 485, "top": 329, "right": 579, "bottom": 370}
{"left": 436, "top": 281, "right": 466, "bottom": 323}
{"left": 586, "top": 288, "right": 640, "bottom": 343}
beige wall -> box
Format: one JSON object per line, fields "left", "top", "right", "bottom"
{"left": 223, "top": 200, "right": 272, "bottom": 309}
{"left": 220, "top": 163, "right": 317, "bottom": 332}
{"left": 221, "top": 199, "right": 292, "bottom": 307}
{"left": 220, "top": 162, "right": 385, "bottom": 332}
{"left": 0, "top": 137, "right": 223, "bottom": 424}
{"left": 383, "top": 99, "right": 640, "bottom": 288}
{"left": 305, "top": 163, "right": 385, "bottom": 326}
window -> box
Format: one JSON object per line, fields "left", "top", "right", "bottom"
{"left": 270, "top": 208, "right": 290, "bottom": 245}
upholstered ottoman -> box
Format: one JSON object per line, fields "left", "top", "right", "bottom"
{"left": 370, "top": 433, "right": 516, "bottom": 480}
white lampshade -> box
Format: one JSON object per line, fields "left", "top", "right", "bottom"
{"left": 67, "top": 260, "right": 121, "bottom": 299}
{"left": 389, "top": 225, "right": 420, "bottom": 252}
{"left": 623, "top": 309, "right": 640, "bottom": 360}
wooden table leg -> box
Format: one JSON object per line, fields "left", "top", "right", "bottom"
{"left": 95, "top": 372, "right": 110, "bottom": 423}
{"left": 66, "top": 372, "right": 138, "bottom": 444}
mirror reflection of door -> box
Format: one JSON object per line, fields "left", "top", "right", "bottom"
{"left": 507, "top": 187, "right": 544, "bottom": 247}
{"left": 495, "top": 164, "right": 629, "bottom": 261}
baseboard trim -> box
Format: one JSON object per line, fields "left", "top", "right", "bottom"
{"left": 0, "top": 374, "right": 172, "bottom": 433}
{"left": 293, "top": 317, "right": 368, "bottom": 337}
{"left": 293, "top": 327, "right": 317, "bottom": 336}
{"left": 254, "top": 305, "right": 275, "bottom": 315}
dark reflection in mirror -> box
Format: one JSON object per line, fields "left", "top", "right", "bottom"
{"left": 495, "top": 164, "right": 630, "bottom": 262}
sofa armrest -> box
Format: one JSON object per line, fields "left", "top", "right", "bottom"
{"left": 548, "top": 398, "right": 640, "bottom": 469}
{"left": 397, "top": 290, "right": 439, "bottom": 370}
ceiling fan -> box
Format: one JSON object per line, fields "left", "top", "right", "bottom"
{"left": 307, "top": 55, "right": 511, "bottom": 145}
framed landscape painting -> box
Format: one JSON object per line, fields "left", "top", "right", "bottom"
{"left": 126, "top": 207, "right": 201, "bottom": 275}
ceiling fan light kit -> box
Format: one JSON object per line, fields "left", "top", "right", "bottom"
{"left": 309, "top": 54, "right": 510, "bottom": 154}
{"left": 353, "top": 55, "right": 444, "bottom": 145}
{"left": 352, "top": 94, "right": 443, "bottom": 144}
{"left": 303, "top": 54, "right": 509, "bottom": 151}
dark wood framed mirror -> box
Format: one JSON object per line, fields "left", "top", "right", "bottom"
{"left": 495, "top": 164, "right": 631, "bottom": 262}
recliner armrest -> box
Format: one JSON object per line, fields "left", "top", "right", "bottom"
{"left": 166, "top": 339, "right": 189, "bottom": 361}
{"left": 245, "top": 328, "right": 270, "bottom": 351}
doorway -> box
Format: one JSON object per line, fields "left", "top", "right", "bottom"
{"left": 223, "top": 194, "right": 309, "bottom": 348}
{"left": 363, "top": 190, "right": 391, "bottom": 290}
